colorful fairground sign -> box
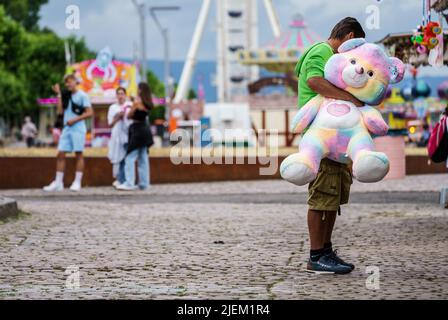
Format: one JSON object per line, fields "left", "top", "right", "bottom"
{"left": 67, "top": 47, "right": 139, "bottom": 103}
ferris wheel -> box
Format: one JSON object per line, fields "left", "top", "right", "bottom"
{"left": 174, "top": 0, "right": 281, "bottom": 103}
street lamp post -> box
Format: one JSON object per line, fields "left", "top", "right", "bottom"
{"left": 150, "top": 6, "right": 180, "bottom": 100}
{"left": 132, "top": 0, "right": 148, "bottom": 82}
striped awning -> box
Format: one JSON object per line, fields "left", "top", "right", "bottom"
{"left": 238, "top": 14, "right": 322, "bottom": 73}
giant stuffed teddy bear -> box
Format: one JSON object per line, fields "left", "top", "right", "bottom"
{"left": 280, "top": 38, "right": 405, "bottom": 186}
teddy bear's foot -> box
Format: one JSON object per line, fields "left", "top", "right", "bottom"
{"left": 353, "top": 151, "right": 390, "bottom": 183}
{"left": 280, "top": 154, "right": 317, "bottom": 186}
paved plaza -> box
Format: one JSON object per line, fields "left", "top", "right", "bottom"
{"left": 0, "top": 174, "right": 447, "bottom": 299}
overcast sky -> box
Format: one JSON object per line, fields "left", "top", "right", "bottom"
{"left": 38, "top": 0, "right": 447, "bottom": 75}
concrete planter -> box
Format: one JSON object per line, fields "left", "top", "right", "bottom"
{"left": 0, "top": 197, "right": 19, "bottom": 220}
{"left": 374, "top": 136, "right": 406, "bottom": 180}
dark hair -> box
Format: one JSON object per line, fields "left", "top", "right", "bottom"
{"left": 63, "top": 74, "right": 77, "bottom": 83}
{"left": 138, "top": 82, "right": 154, "bottom": 110}
{"left": 116, "top": 87, "right": 127, "bottom": 95}
{"left": 329, "top": 17, "right": 365, "bottom": 40}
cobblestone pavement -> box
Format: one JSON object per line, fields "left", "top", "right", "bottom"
{"left": 1, "top": 175, "right": 448, "bottom": 300}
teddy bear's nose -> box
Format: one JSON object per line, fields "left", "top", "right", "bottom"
{"left": 355, "top": 66, "right": 364, "bottom": 74}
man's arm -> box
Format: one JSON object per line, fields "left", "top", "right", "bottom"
{"left": 66, "top": 107, "right": 94, "bottom": 126}
{"left": 66, "top": 94, "right": 94, "bottom": 126}
{"left": 307, "top": 77, "right": 364, "bottom": 107}
{"left": 52, "top": 84, "right": 63, "bottom": 115}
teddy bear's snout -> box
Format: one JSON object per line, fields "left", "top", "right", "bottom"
{"left": 342, "top": 65, "right": 368, "bottom": 88}
{"left": 355, "top": 66, "right": 364, "bottom": 74}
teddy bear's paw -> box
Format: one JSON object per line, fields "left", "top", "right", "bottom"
{"left": 280, "top": 155, "right": 317, "bottom": 186}
{"left": 353, "top": 151, "right": 390, "bottom": 183}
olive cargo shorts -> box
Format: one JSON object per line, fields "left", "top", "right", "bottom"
{"left": 308, "top": 158, "right": 353, "bottom": 212}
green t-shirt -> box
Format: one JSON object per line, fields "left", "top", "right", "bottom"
{"left": 296, "top": 42, "right": 334, "bottom": 108}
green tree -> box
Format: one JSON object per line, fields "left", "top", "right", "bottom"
{"left": 0, "top": 67, "right": 28, "bottom": 120}
{"left": 24, "top": 30, "right": 94, "bottom": 103}
{"left": 0, "top": 6, "right": 28, "bottom": 74}
{"left": 187, "top": 88, "right": 197, "bottom": 100}
{"left": 0, "top": 6, "right": 95, "bottom": 123}
{"left": 146, "top": 69, "right": 165, "bottom": 98}
{"left": 0, "top": 6, "right": 29, "bottom": 121}
{"left": 0, "top": 0, "right": 48, "bottom": 31}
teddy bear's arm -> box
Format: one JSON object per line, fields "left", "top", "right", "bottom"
{"left": 291, "top": 96, "right": 323, "bottom": 134}
{"left": 359, "top": 106, "right": 389, "bottom": 136}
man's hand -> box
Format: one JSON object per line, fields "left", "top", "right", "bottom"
{"left": 66, "top": 119, "right": 77, "bottom": 127}
{"left": 308, "top": 77, "right": 365, "bottom": 107}
{"left": 52, "top": 84, "right": 61, "bottom": 95}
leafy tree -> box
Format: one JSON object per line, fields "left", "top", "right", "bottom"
{"left": 0, "top": 0, "right": 48, "bottom": 31}
{"left": 146, "top": 69, "right": 165, "bottom": 98}
{"left": 0, "top": 7, "right": 28, "bottom": 121}
{"left": 0, "top": 67, "right": 28, "bottom": 120}
{"left": 0, "top": 6, "right": 28, "bottom": 74}
{"left": 0, "top": 6, "right": 95, "bottom": 123}
{"left": 24, "top": 30, "right": 94, "bottom": 102}
{"left": 188, "top": 88, "right": 197, "bottom": 100}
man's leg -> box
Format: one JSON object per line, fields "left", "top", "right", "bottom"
{"left": 44, "top": 151, "right": 66, "bottom": 191}
{"left": 307, "top": 209, "right": 326, "bottom": 250}
{"left": 322, "top": 211, "right": 337, "bottom": 245}
{"left": 308, "top": 209, "right": 337, "bottom": 253}
{"left": 69, "top": 152, "right": 84, "bottom": 191}
{"left": 56, "top": 151, "right": 66, "bottom": 173}
{"left": 75, "top": 152, "right": 85, "bottom": 173}
{"left": 306, "top": 159, "right": 353, "bottom": 274}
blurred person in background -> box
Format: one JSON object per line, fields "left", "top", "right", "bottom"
{"left": 117, "top": 83, "right": 154, "bottom": 191}
{"left": 417, "top": 124, "right": 431, "bottom": 147}
{"left": 21, "top": 116, "right": 37, "bottom": 148}
{"left": 108, "top": 87, "right": 132, "bottom": 188}
{"left": 51, "top": 115, "right": 64, "bottom": 147}
{"left": 43, "top": 74, "right": 93, "bottom": 192}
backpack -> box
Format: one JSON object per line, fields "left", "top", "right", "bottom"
{"left": 428, "top": 114, "right": 448, "bottom": 163}
{"left": 61, "top": 90, "right": 85, "bottom": 116}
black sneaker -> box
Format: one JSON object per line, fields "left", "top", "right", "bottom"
{"left": 327, "top": 249, "right": 355, "bottom": 270}
{"left": 306, "top": 255, "right": 353, "bottom": 275}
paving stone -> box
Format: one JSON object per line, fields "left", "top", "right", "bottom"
{"left": 0, "top": 177, "right": 447, "bottom": 299}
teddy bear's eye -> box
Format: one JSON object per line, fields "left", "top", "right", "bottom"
{"left": 367, "top": 71, "right": 374, "bottom": 77}
{"left": 350, "top": 59, "right": 356, "bottom": 65}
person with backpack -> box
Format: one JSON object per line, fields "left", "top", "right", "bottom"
{"left": 43, "top": 74, "right": 94, "bottom": 192}
{"left": 428, "top": 104, "right": 448, "bottom": 165}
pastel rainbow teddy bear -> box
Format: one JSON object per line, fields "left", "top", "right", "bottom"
{"left": 280, "top": 38, "right": 405, "bottom": 186}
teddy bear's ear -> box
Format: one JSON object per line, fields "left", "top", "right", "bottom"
{"left": 389, "top": 57, "right": 405, "bottom": 84}
{"left": 338, "top": 38, "right": 366, "bottom": 53}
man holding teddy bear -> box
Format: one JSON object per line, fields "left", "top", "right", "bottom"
{"left": 296, "top": 17, "right": 366, "bottom": 274}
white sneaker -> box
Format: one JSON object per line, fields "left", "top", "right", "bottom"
{"left": 43, "top": 181, "right": 64, "bottom": 192}
{"left": 69, "top": 181, "right": 82, "bottom": 192}
{"left": 116, "top": 184, "right": 138, "bottom": 191}
{"left": 112, "top": 180, "right": 120, "bottom": 188}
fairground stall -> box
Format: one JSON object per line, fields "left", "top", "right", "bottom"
{"left": 38, "top": 47, "right": 139, "bottom": 147}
